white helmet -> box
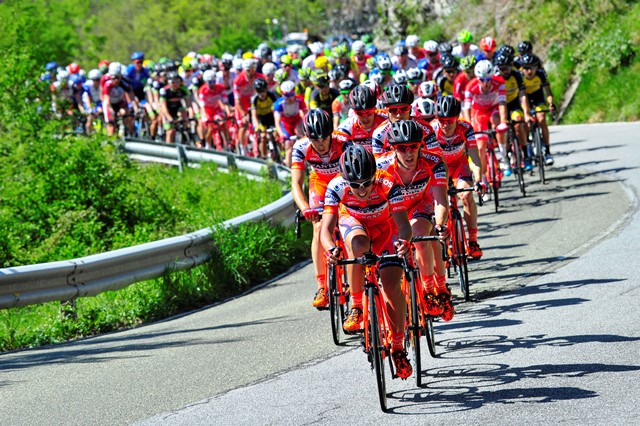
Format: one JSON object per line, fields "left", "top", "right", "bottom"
{"left": 413, "top": 98, "right": 436, "bottom": 118}
{"left": 242, "top": 58, "right": 256, "bottom": 71}
{"left": 406, "top": 34, "right": 420, "bottom": 48}
{"left": 108, "top": 62, "right": 122, "bottom": 77}
{"left": 280, "top": 80, "right": 296, "bottom": 95}
{"left": 406, "top": 67, "right": 423, "bottom": 82}
{"left": 232, "top": 57, "right": 243, "bottom": 71}
{"left": 419, "top": 80, "right": 437, "bottom": 98}
{"left": 392, "top": 69, "right": 408, "bottom": 85}
{"left": 474, "top": 59, "right": 495, "bottom": 79}
{"left": 309, "top": 41, "right": 324, "bottom": 54}
{"left": 202, "top": 69, "right": 216, "bottom": 83}
{"left": 56, "top": 69, "right": 69, "bottom": 82}
{"left": 261, "top": 62, "right": 277, "bottom": 76}
{"left": 370, "top": 72, "right": 384, "bottom": 84}
{"left": 423, "top": 40, "right": 438, "bottom": 53}
{"left": 352, "top": 40, "right": 365, "bottom": 54}
{"left": 87, "top": 69, "right": 102, "bottom": 80}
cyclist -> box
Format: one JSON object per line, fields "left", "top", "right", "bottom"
{"left": 279, "top": 54, "right": 300, "bottom": 84}
{"left": 309, "top": 73, "right": 340, "bottom": 117}
{"left": 350, "top": 40, "right": 371, "bottom": 82}
{"left": 216, "top": 55, "right": 237, "bottom": 105}
{"left": 334, "top": 85, "right": 387, "bottom": 151}
{"left": 233, "top": 58, "right": 266, "bottom": 153}
{"left": 418, "top": 80, "right": 438, "bottom": 102}
{"left": 453, "top": 55, "right": 477, "bottom": 102}
{"left": 406, "top": 34, "right": 427, "bottom": 62}
{"left": 159, "top": 72, "right": 192, "bottom": 143}
{"left": 332, "top": 78, "right": 356, "bottom": 128}
{"left": 463, "top": 59, "right": 509, "bottom": 189}
{"left": 291, "top": 109, "right": 346, "bottom": 309}
{"left": 199, "top": 69, "right": 232, "bottom": 150}
{"left": 419, "top": 40, "right": 441, "bottom": 80}
{"left": 81, "top": 69, "right": 103, "bottom": 134}
{"left": 434, "top": 96, "right": 484, "bottom": 261}
{"left": 126, "top": 51, "right": 150, "bottom": 103}
{"left": 412, "top": 97, "right": 436, "bottom": 122}
{"left": 376, "top": 120, "right": 452, "bottom": 320}
{"left": 514, "top": 41, "right": 535, "bottom": 69}
{"left": 321, "top": 144, "right": 414, "bottom": 379}
{"left": 519, "top": 53, "right": 556, "bottom": 165}
{"left": 494, "top": 52, "right": 534, "bottom": 172}
{"left": 435, "top": 54, "right": 460, "bottom": 97}
{"left": 392, "top": 44, "right": 418, "bottom": 71}
{"left": 250, "top": 77, "right": 277, "bottom": 158}
{"left": 452, "top": 29, "right": 480, "bottom": 59}
{"left": 477, "top": 36, "right": 497, "bottom": 62}
{"left": 274, "top": 80, "right": 307, "bottom": 166}
{"left": 103, "top": 64, "right": 135, "bottom": 136}
{"left": 406, "top": 67, "right": 425, "bottom": 97}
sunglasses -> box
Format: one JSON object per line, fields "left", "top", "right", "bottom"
{"left": 284, "top": 92, "right": 295, "bottom": 97}
{"left": 133, "top": 60, "right": 142, "bottom": 65}
{"left": 349, "top": 179, "right": 373, "bottom": 189}
{"left": 438, "top": 117, "right": 457, "bottom": 124}
{"left": 354, "top": 108, "right": 375, "bottom": 117}
{"left": 409, "top": 80, "right": 422, "bottom": 85}
{"left": 479, "top": 77, "right": 493, "bottom": 83}
{"left": 283, "top": 63, "right": 292, "bottom": 68}
{"left": 387, "top": 105, "right": 411, "bottom": 114}
{"left": 498, "top": 65, "right": 512, "bottom": 71}
{"left": 316, "top": 83, "right": 328, "bottom": 89}
{"left": 444, "top": 68, "right": 458, "bottom": 74}
{"left": 522, "top": 66, "right": 535, "bottom": 71}
{"left": 393, "top": 143, "right": 421, "bottom": 153}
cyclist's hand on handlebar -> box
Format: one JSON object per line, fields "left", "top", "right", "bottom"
{"left": 302, "top": 208, "right": 320, "bottom": 223}
{"left": 474, "top": 181, "right": 486, "bottom": 194}
{"left": 549, "top": 103, "right": 556, "bottom": 114}
{"left": 496, "top": 122, "right": 508, "bottom": 133}
{"left": 324, "top": 246, "right": 341, "bottom": 264}
{"left": 394, "top": 239, "right": 410, "bottom": 257}
{"left": 434, "top": 224, "right": 449, "bottom": 241}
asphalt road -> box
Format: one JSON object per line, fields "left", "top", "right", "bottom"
{"left": 1, "top": 122, "right": 639, "bottom": 425}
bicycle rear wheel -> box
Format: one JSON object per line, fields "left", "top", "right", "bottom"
{"left": 425, "top": 316, "right": 436, "bottom": 357}
{"left": 533, "top": 126, "right": 546, "bottom": 184}
{"left": 486, "top": 149, "right": 500, "bottom": 213}
{"left": 405, "top": 272, "right": 422, "bottom": 387}
{"left": 328, "top": 265, "right": 345, "bottom": 346}
{"left": 369, "top": 286, "right": 387, "bottom": 412}
{"left": 514, "top": 142, "right": 526, "bottom": 197}
{"left": 454, "top": 214, "right": 470, "bottom": 301}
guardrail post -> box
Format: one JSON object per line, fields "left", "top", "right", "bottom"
{"left": 227, "top": 153, "right": 237, "bottom": 171}
{"left": 176, "top": 144, "right": 188, "bottom": 173}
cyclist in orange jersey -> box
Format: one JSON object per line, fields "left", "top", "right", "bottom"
{"left": 334, "top": 85, "right": 387, "bottom": 151}
{"left": 376, "top": 120, "right": 453, "bottom": 320}
{"left": 292, "top": 109, "right": 346, "bottom": 309}
{"left": 322, "top": 144, "right": 413, "bottom": 379}
{"left": 433, "top": 96, "right": 484, "bottom": 260}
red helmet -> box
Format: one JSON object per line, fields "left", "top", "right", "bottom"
{"left": 200, "top": 54, "right": 213, "bottom": 64}
{"left": 479, "top": 37, "right": 497, "bottom": 53}
{"left": 68, "top": 62, "right": 81, "bottom": 74}
{"left": 98, "top": 59, "right": 110, "bottom": 68}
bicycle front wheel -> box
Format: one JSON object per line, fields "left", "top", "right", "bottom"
{"left": 487, "top": 149, "right": 500, "bottom": 213}
{"left": 369, "top": 286, "right": 387, "bottom": 412}
{"left": 534, "top": 126, "right": 546, "bottom": 184}
{"left": 454, "top": 215, "right": 470, "bottom": 301}
{"left": 406, "top": 272, "right": 422, "bottom": 387}
{"left": 328, "top": 265, "right": 343, "bottom": 346}
{"left": 425, "top": 315, "right": 437, "bottom": 357}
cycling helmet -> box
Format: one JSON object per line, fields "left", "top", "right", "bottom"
{"left": 251, "top": 78, "right": 267, "bottom": 92}
{"left": 375, "top": 53, "right": 393, "bottom": 71}
{"left": 68, "top": 73, "right": 85, "bottom": 87}
{"left": 349, "top": 85, "right": 377, "bottom": 110}
{"left": 131, "top": 51, "right": 144, "bottom": 61}
{"left": 392, "top": 69, "right": 408, "bottom": 85}
{"left": 166, "top": 71, "right": 181, "bottom": 82}
{"left": 406, "top": 34, "right": 420, "bottom": 48}
{"left": 459, "top": 55, "right": 477, "bottom": 71}
{"left": 361, "top": 79, "right": 382, "bottom": 99}
{"left": 423, "top": 40, "right": 438, "bottom": 54}
{"left": 298, "top": 67, "right": 312, "bottom": 81}
{"left": 457, "top": 29, "right": 474, "bottom": 43}
{"left": 68, "top": 63, "right": 80, "bottom": 74}
{"left": 388, "top": 120, "right": 423, "bottom": 145}
{"left": 413, "top": 98, "right": 436, "bottom": 119}
{"left": 87, "top": 69, "right": 102, "bottom": 80}
{"left": 520, "top": 53, "right": 541, "bottom": 67}
{"left": 314, "top": 73, "right": 330, "bottom": 87}
{"left": 309, "top": 42, "right": 324, "bottom": 55}
{"left": 203, "top": 69, "right": 216, "bottom": 83}
{"left": 45, "top": 61, "right": 58, "bottom": 72}
{"left": 57, "top": 69, "right": 69, "bottom": 83}
{"left": 335, "top": 63, "right": 349, "bottom": 76}
{"left": 339, "top": 144, "right": 377, "bottom": 182}
{"left": 339, "top": 78, "right": 357, "bottom": 93}
{"left": 494, "top": 53, "right": 512, "bottom": 67}
{"left": 418, "top": 80, "right": 437, "bottom": 98}
{"left": 436, "top": 95, "right": 461, "bottom": 118}
{"left": 369, "top": 72, "right": 384, "bottom": 84}
{"left": 280, "top": 54, "right": 293, "bottom": 65}
{"left": 381, "top": 84, "right": 414, "bottom": 106}
{"left": 328, "top": 68, "right": 344, "bottom": 82}
{"left": 273, "top": 68, "right": 287, "bottom": 84}
{"left": 438, "top": 41, "right": 453, "bottom": 55}
{"left": 332, "top": 43, "right": 349, "bottom": 59}
{"left": 393, "top": 45, "right": 409, "bottom": 56}
{"left": 352, "top": 40, "right": 365, "bottom": 54}
{"left": 108, "top": 62, "right": 122, "bottom": 77}
{"left": 474, "top": 59, "right": 495, "bottom": 79}
{"left": 365, "top": 45, "right": 379, "bottom": 56}
{"left": 497, "top": 44, "right": 515, "bottom": 58}
{"left": 315, "top": 56, "right": 329, "bottom": 69}
{"left": 479, "top": 36, "right": 497, "bottom": 52}
{"left": 261, "top": 62, "right": 277, "bottom": 76}
{"left": 219, "top": 57, "right": 233, "bottom": 71}
{"left": 280, "top": 80, "right": 296, "bottom": 95}
{"left": 242, "top": 58, "right": 256, "bottom": 70}
{"left": 440, "top": 54, "right": 459, "bottom": 70}
{"left": 303, "top": 108, "right": 333, "bottom": 139}
{"left": 406, "top": 67, "right": 423, "bottom": 82}
{"left": 517, "top": 41, "right": 533, "bottom": 54}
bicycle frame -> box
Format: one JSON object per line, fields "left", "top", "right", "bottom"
{"left": 446, "top": 179, "right": 476, "bottom": 301}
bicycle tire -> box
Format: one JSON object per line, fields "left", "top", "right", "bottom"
{"left": 454, "top": 214, "right": 470, "bottom": 301}
{"left": 534, "top": 126, "right": 546, "bottom": 184}
{"left": 328, "top": 265, "right": 344, "bottom": 346}
{"left": 511, "top": 129, "right": 526, "bottom": 197}
{"left": 425, "top": 315, "right": 436, "bottom": 357}
{"left": 488, "top": 150, "right": 500, "bottom": 213}
{"left": 407, "top": 272, "right": 422, "bottom": 387}
{"left": 369, "top": 286, "right": 387, "bottom": 412}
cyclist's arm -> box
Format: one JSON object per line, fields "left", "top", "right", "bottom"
{"left": 274, "top": 111, "right": 284, "bottom": 139}
{"left": 391, "top": 209, "right": 412, "bottom": 244}
{"left": 431, "top": 185, "right": 448, "bottom": 228}
{"left": 520, "top": 90, "right": 533, "bottom": 121}
{"left": 320, "top": 211, "right": 339, "bottom": 252}
{"left": 291, "top": 168, "right": 310, "bottom": 211}
{"left": 544, "top": 85, "right": 555, "bottom": 112}
{"left": 467, "top": 146, "right": 483, "bottom": 183}
{"left": 498, "top": 102, "right": 509, "bottom": 125}
{"left": 160, "top": 99, "right": 172, "bottom": 122}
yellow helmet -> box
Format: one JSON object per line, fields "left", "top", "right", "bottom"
{"left": 315, "top": 56, "right": 329, "bottom": 69}
{"left": 242, "top": 51, "right": 255, "bottom": 59}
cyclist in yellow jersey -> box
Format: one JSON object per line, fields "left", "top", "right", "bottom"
{"left": 435, "top": 54, "right": 459, "bottom": 97}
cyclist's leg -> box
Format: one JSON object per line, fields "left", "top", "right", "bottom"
{"left": 471, "top": 110, "right": 489, "bottom": 181}
{"left": 455, "top": 161, "right": 482, "bottom": 259}
{"left": 309, "top": 176, "right": 329, "bottom": 298}
{"left": 339, "top": 215, "right": 369, "bottom": 331}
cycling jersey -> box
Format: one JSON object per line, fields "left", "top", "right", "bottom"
{"left": 81, "top": 81, "right": 101, "bottom": 112}
{"left": 160, "top": 84, "right": 190, "bottom": 116}
{"left": 198, "top": 83, "right": 227, "bottom": 110}
{"left": 274, "top": 95, "right": 306, "bottom": 123}
{"left": 431, "top": 119, "right": 477, "bottom": 164}
{"left": 352, "top": 54, "right": 372, "bottom": 76}
{"left": 332, "top": 96, "right": 350, "bottom": 123}
{"left": 125, "top": 64, "right": 151, "bottom": 101}
{"left": 309, "top": 88, "right": 340, "bottom": 116}
{"left": 102, "top": 80, "right": 127, "bottom": 105}
{"left": 453, "top": 72, "right": 472, "bottom": 102}
{"left": 522, "top": 68, "right": 549, "bottom": 94}
{"left": 233, "top": 71, "right": 267, "bottom": 112}
{"left": 463, "top": 76, "right": 506, "bottom": 111}
{"left": 334, "top": 111, "right": 388, "bottom": 151}
{"left": 502, "top": 70, "right": 526, "bottom": 104}
{"left": 291, "top": 133, "right": 345, "bottom": 183}
{"left": 436, "top": 73, "right": 455, "bottom": 97}
{"left": 251, "top": 91, "right": 277, "bottom": 128}
{"left": 371, "top": 117, "right": 441, "bottom": 157}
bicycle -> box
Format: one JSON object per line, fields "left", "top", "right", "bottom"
{"left": 446, "top": 178, "right": 483, "bottom": 302}
{"left": 132, "top": 108, "right": 150, "bottom": 139}
{"left": 403, "top": 235, "right": 448, "bottom": 386}
{"left": 334, "top": 251, "right": 406, "bottom": 412}
{"left": 174, "top": 117, "right": 198, "bottom": 146}
{"left": 506, "top": 120, "right": 526, "bottom": 197}
{"left": 204, "top": 116, "right": 235, "bottom": 151}
{"left": 476, "top": 129, "right": 501, "bottom": 213}
{"left": 528, "top": 108, "right": 554, "bottom": 184}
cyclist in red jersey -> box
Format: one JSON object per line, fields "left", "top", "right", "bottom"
{"left": 376, "top": 120, "right": 453, "bottom": 320}
{"left": 463, "top": 59, "right": 509, "bottom": 187}
{"left": 233, "top": 58, "right": 266, "bottom": 153}
{"left": 274, "top": 80, "right": 307, "bottom": 166}
{"left": 421, "top": 40, "right": 441, "bottom": 81}
{"left": 433, "top": 96, "right": 484, "bottom": 260}
{"left": 453, "top": 55, "right": 477, "bottom": 102}
{"left": 322, "top": 144, "right": 414, "bottom": 379}
{"left": 406, "top": 35, "right": 427, "bottom": 61}
{"left": 198, "top": 69, "right": 231, "bottom": 149}
{"left": 291, "top": 109, "right": 346, "bottom": 309}
{"left": 350, "top": 40, "right": 371, "bottom": 82}
{"left": 334, "top": 85, "right": 387, "bottom": 151}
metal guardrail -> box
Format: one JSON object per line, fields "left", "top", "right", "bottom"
{"left": 0, "top": 139, "right": 294, "bottom": 309}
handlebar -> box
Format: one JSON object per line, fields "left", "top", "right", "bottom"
{"left": 410, "top": 235, "right": 448, "bottom": 262}
{"left": 336, "top": 251, "right": 403, "bottom": 267}
{"left": 448, "top": 181, "right": 484, "bottom": 207}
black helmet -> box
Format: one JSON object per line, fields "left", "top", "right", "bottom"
{"left": 517, "top": 41, "right": 533, "bottom": 54}
{"left": 494, "top": 53, "right": 512, "bottom": 67}
{"left": 437, "top": 41, "right": 453, "bottom": 54}
{"left": 440, "top": 54, "right": 459, "bottom": 70}
{"left": 497, "top": 44, "right": 515, "bottom": 57}
{"left": 381, "top": 84, "right": 414, "bottom": 106}
{"left": 339, "top": 144, "right": 377, "bottom": 182}
{"left": 303, "top": 109, "right": 332, "bottom": 139}
{"left": 334, "top": 63, "right": 349, "bottom": 75}
{"left": 520, "top": 53, "right": 540, "bottom": 67}
{"left": 253, "top": 77, "right": 267, "bottom": 92}
{"left": 388, "top": 120, "right": 424, "bottom": 145}
{"left": 349, "top": 85, "right": 376, "bottom": 110}
{"left": 436, "top": 95, "right": 461, "bottom": 118}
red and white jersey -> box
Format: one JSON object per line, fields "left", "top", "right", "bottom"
{"left": 334, "top": 111, "right": 388, "bottom": 152}
{"left": 233, "top": 71, "right": 267, "bottom": 110}
{"left": 291, "top": 133, "right": 345, "bottom": 183}
{"left": 453, "top": 72, "right": 472, "bottom": 102}
{"left": 102, "top": 79, "right": 126, "bottom": 104}
{"left": 371, "top": 117, "right": 442, "bottom": 158}
{"left": 463, "top": 76, "right": 506, "bottom": 112}
{"left": 198, "top": 83, "right": 226, "bottom": 110}
{"left": 431, "top": 118, "right": 477, "bottom": 165}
